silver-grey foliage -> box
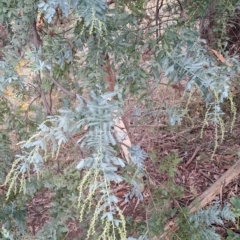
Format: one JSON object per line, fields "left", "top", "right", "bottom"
{"left": 188, "top": 202, "right": 235, "bottom": 240}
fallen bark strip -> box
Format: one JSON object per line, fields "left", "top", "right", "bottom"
{"left": 114, "top": 117, "right": 132, "bottom": 163}
{"left": 159, "top": 159, "right": 240, "bottom": 239}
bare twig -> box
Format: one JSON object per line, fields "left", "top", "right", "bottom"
{"left": 47, "top": 73, "right": 76, "bottom": 98}
{"left": 185, "top": 146, "right": 201, "bottom": 167}
{"left": 24, "top": 95, "right": 41, "bottom": 120}
{"left": 155, "top": 0, "right": 164, "bottom": 38}
{"left": 36, "top": 72, "right": 52, "bottom": 115}
{"left": 49, "top": 84, "right": 54, "bottom": 113}
{"left": 176, "top": 0, "right": 184, "bottom": 12}
{"left": 155, "top": 0, "right": 160, "bottom": 38}
{"left": 198, "top": 170, "right": 214, "bottom": 183}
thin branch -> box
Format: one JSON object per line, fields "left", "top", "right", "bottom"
{"left": 24, "top": 95, "right": 41, "bottom": 120}
{"left": 155, "top": 0, "right": 160, "bottom": 38}
{"left": 47, "top": 73, "right": 76, "bottom": 98}
{"left": 155, "top": 0, "right": 165, "bottom": 37}
{"left": 199, "top": 170, "right": 214, "bottom": 183}
{"left": 36, "top": 72, "right": 52, "bottom": 115}
{"left": 185, "top": 146, "right": 201, "bottom": 167}
{"left": 49, "top": 84, "right": 54, "bottom": 113}
{"left": 176, "top": 0, "right": 184, "bottom": 12}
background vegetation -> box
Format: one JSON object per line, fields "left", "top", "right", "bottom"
{"left": 1, "top": 0, "right": 240, "bottom": 239}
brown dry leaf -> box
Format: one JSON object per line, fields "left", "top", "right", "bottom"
{"left": 224, "top": 155, "right": 235, "bottom": 161}
{"left": 215, "top": 154, "right": 222, "bottom": 163}
{"left": 213, "top": 174, "right": 219, "bottom": 180}
{"left": 210, "top": 49, "right": 232, "bottom": 67}
{"left": 210, "top": 49, "right": 226, "bottom": 63}
{"left": 115, "top": 190, "right": 128, "bottom": 198}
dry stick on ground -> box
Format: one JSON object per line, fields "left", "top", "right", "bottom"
{"left": 185, "top": 146, "right": 201, "bottom": 167}
{"left": 159, "top": 159, "right": 240, "bottom": 239}
{"left": 198, "top": 169, "right": 214, "bottom": 183}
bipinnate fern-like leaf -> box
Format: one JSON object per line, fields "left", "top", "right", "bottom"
{"left": 2, "top": 89, "right": 147, "bottom": 239}
{"left": 220, "top": 203, "right": 236, "bottom": 222}
{"left": 186, "top": 202, "right": 235, "bottom": 240}
{"left": 129, "top": 145, "right": 147, "bottom": 169}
